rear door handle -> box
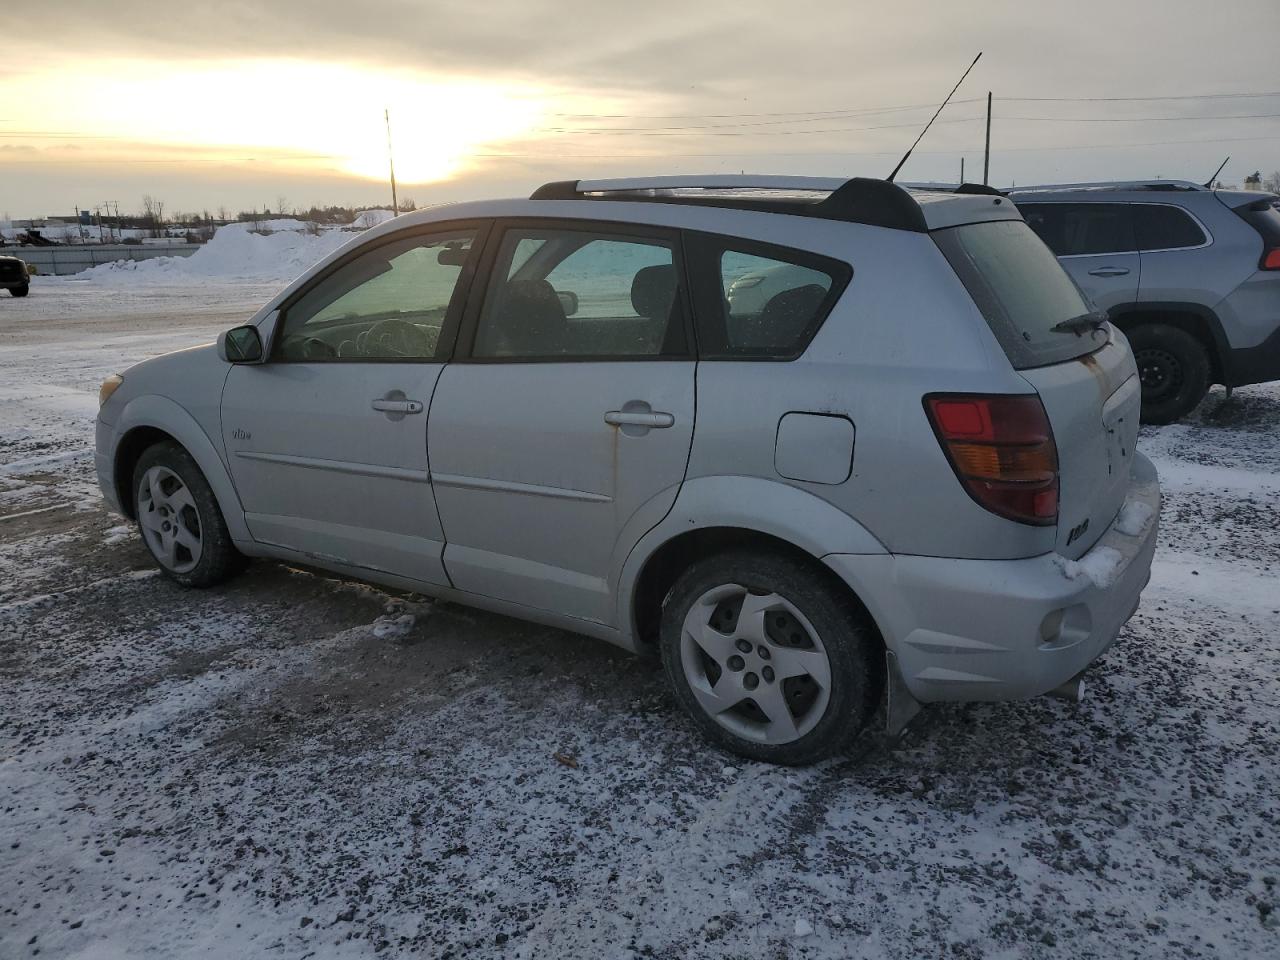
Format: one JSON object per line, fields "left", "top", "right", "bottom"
{"left": 1087, "top": 266, "right": 1130, "bottom": 277}
{"left": 371, "top": 399, "right": 423, "bottom": 414}
{"left": 605, "top": 411, "right": 674, "bottom": 428}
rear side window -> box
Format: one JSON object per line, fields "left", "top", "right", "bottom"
{"left": 1019, "top": 202, "right": 1135, "bottom": 256}
{"left": 934, "top": 219, "right": 1099, "bottom": 369}
{"left": 471, "top": 227, "right": 686, "bottom": 360}
{"left": 1134, "top": 204, "right": 1207, "bottom": 251}
{"left": 685, "top": 235, "right": 851, "bottom": 359}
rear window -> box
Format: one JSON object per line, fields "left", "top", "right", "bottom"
{"left": 1134, "top": 204, "right": 1207, "bottom": 251}
{"left": 934, "top": 219, "right": 1101, "bottom": 369}
{"left": 1019, "top": 202, "right": 1134, "bottom": 256}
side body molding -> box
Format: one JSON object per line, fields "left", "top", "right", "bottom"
{"left": 615, "top": 475, "right": 888, "bottom": 649}
{"left": 110, "top": 393, "right": 252, "bottom": 543}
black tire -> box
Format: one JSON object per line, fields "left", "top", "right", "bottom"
{"left": 659, "top": 550, "right": 881, "bottom": 765}
{"left": 10, "top": 283, "right": 28, "bottom": 297}
{"left": 1127, "top": 323, "right": 1210, "bottom": 425}
{"left": 131, "top": 441, "right": 247, "bottom": 587}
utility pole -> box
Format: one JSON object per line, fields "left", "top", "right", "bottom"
{"left": 960, "top": 157, "right": 965, "bottom": 184}
{"left": 982, "top": 92, "right": 992, "bottom": 186}
{"left": 385, "top": 108, "right": 399, "bottom": 216}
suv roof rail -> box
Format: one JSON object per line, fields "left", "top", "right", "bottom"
{"left": 1005, "top": 179, "right": 1208, "bottom": 195}
{"left": 529, "top": 176, "right": 930, "bottom": 232}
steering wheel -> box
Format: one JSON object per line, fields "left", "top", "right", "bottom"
{"left": 300, "top": 337, "right": 337, "bottom": 360}
{"left": 365, "top": 317, "right": 433, "bottom": 358}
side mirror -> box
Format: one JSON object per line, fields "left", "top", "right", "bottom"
{"left": 217, "top": 324, "right": 264, "bottom": 363}
{"left": 557, "top": 290, "right": 579, "bottom": 317}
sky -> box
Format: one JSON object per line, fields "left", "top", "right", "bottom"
{"left": 3, "top": 0, "right": 1279, "bottom": 220}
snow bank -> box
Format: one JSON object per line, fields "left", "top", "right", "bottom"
{"left": 350, "top": 208, "right": 396, "bottom": 229}
{"left": 68, "top": 219, "right": 360, "bottom": 286}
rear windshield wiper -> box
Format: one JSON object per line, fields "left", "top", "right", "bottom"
{"left": 1050, "top": 311, "right": 1108, "bottom": 336}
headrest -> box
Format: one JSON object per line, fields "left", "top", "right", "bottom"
{"left": 630, "top": 264, "right": 677, "bottom": 320}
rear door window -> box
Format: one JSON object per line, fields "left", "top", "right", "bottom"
{"left": 685, "top": 235, "right": 851, "bottom": 359}
{"left": 1133, "top": 204, "right": 1208, "bottom": 251}
{"left": 934, "top": 219, "right": 1101, "bottom": 369}
{"left": 1019, "top": 202, "right": 1135, "bottom": 256}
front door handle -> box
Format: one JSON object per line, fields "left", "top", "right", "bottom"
{"left": 605, "top": 410, "right": 674, "bottom": 429}
{"left": 371, "top": 399, "right": 423, "bottom": 414}
{"left": 1087, "top": 266, "right": 1130, "bottom": 277}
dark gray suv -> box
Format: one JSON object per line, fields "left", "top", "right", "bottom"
{"left": 1007, "top": 181, "right": 1280, "bottom": 423}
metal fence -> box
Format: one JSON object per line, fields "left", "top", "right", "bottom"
{"left": 11, "top": 243, "right": 200, "bottom": 277}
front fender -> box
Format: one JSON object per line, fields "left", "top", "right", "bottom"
{"left": 110, "top": 394, "right": 250, "bottom": 542}
{"left": 615, "top": 475, "right": 887, "bottom": 646}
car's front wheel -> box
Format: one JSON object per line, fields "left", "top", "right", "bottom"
{"left": 132, "top": 442, "right": 247, "bottom": 587}
{"left": 10, "top": 283, "right": 29, "bottom": 297}
{"left": 659, "top": 551, "right": 881, "bottom": 765}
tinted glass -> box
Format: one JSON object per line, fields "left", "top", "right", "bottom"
{"left": 278, "top": 231, "right": 475, "bottom": 361}
{"left": 1020, "top": 203, "right": 1134, "bottom": 256}
{"left": 686, "top": 238, "right": 847, "bottom": 360}
{"left": 473, "top": 229, "right": 683, "bottom": 359}
{"left": 1134, "top": 204, "right": 1207, "bottom": 251}
{"left": 719, "top": 252, "right": 836, "bottom": 355}
{"left": 935, "top": 219, "right": 1099, "bottom": 369}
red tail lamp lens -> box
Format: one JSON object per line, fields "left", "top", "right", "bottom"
{"left": 925, "top": 394, "right": 1059, "bottom": 526}
{"left": 1262, "top": 248, "right": 1280, "bottom": 270}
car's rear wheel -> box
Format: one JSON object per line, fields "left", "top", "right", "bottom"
{"left": 659, "top": 551, "right": 880, "bottom": 765}
{"left": 10, "top": 283, "right": 29, "bottom": 297}
{"left": 1127, "top": 323, "right": 1210, "bottom": 424}
{"left": 132, "top": 442, "right": 247, "bottom": 587}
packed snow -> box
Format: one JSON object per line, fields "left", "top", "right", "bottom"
{"left": 1, "top": 281, "right": 1278, "bottom": 958}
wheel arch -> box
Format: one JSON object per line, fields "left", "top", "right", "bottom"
{"left": 618, "top": 475, "right": 889, "bottom": 653}
{"left": 110, "top": 395, "right": 250, "bottom": 541}
{"left": 1109, "top": 302, "right": 1229, "bottom": 386}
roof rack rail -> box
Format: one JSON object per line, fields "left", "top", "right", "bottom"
{"left": 529, "top": 176, "right": 929, "bottom": 232}
{"left": 1005, "top": 179, "right": 1207, "bottom": 194}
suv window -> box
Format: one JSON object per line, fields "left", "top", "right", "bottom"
{"left": 1134, "top": 204, "right": 1207, "bottom": 251}
{"left": 472, "top": 227, "right": 685, "bottom": 360}
{"left": 686, "top": 236, "right": 850, "bottom": 359}
{"left": 934, "top": 219, "right": 1099, "bottom": 369}
{"left": 277, "top": 230, "right": 477, "bottom": 361}
{"left": 1019, "top": 202, "right": 1135, "bottom": 256}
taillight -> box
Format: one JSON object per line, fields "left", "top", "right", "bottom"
{"left": 1262, "top": 247, "right": 1280, "bottom": 270}
{"left": 924, "top": 393, "right": 1059, "bottom": 526}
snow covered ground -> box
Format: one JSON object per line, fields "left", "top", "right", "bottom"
{"left": 2, "top": 280, "right": 1278, "bottom": 959}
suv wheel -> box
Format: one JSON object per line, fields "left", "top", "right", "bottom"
{"left": 659, "top": 551, "right": 880, "bottom": 765}
{"left": 132, "top": 442, "right": 247, "bottom": 587}
{"left": 1127, "top": 323, "right": 1210, "bottom": 424}
{"left": 11, "top": 283, "right": 29, "bottom": 297}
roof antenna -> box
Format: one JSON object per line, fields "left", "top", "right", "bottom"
{"left": 887, "top": 52, "right": 982, "bottom": 183}
{"left": 1204, "top": 155, "right": 1229, "bottom": 189}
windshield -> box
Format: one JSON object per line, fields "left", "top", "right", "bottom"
{"left": 934, "top": 219, "right": 1102, "bottom": 369}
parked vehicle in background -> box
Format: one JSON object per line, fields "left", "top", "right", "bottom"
{"left": 94, "top": 175, "right": 1161, "bottom": 765}
{"left": 0, "top": 255, "right": 30, "bottom": 297}
{"left": 1007, "top": 181, "right": 1280, "bottom": 423}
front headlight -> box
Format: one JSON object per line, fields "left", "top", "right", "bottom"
{"left": 99, "top": 374, "right": 124, "bottom": 407}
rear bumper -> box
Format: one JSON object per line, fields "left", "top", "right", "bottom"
{"left": 1226, "top": 321, "right": 1280, "bottom": 387}
{"left": 825, "top": 452, "right": 1160, "bottom": 703}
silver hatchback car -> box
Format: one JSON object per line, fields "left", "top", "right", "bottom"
{"left": 95, "top": 176, "right": 1161, "bottom": 764}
